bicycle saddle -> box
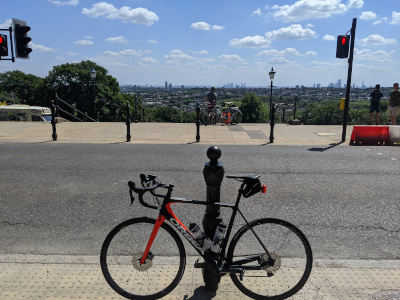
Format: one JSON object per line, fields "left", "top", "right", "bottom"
{"left": 226, "top": 174, "right": 261, "bottom": 181}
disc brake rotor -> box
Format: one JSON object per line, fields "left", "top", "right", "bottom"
{"left": 132, "top": 252, "right": 153, "bottom": 271}
{"left": 263, "top": 252, "right": 281, "bottom": 273}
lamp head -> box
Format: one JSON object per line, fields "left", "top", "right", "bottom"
{"left": 90, "top": 69, "right": 97, "bottom": 79}
{"left": 269, "top": 67, "right": 276, "bottom": 80}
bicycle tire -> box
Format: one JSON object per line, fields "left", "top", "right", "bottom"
{"left": 226, "top": 218, "right": 312, "bottom": 300}
{"left": 100, "top": 217, "right": 186, "bottom": 300}
{"left": 200, "top": 109, "right": 211, "bottom": 125}
{"left": 231, "top": 109, "right": 243, "bottom": 125}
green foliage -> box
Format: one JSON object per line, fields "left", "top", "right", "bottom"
{"left": 153, "top": 106, "right": 195, "bottom": 123}
{"left": 0, "top": 70, "right": 43, "bottom": 105}
{"left": 239, "top": 93, "right": 268, "bottom": 123}
{"left": 42, "top": 60, "right": 120, "bottom": 120}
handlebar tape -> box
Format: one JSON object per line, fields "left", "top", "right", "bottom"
{"left": 128, "top": 180, "right": 159, "bottom": 209}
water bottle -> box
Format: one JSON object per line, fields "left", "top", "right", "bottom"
{"left": 211, "top": 222, "right": 227, "bottom": 254}
{"left": 189, "top": 223, "right": 212, "bottom": 250}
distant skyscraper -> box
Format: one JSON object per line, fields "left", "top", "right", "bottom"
{"left": 165, "top": 81, "right": 168, "bottom": 89}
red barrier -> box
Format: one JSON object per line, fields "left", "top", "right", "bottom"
{"left": 349, "top": 126, "right": 391, "bottom": 145}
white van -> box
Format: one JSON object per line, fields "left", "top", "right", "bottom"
{"left": 0, "top": 105, "right": 53, "bottom": 122}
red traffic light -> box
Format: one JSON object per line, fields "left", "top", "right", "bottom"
{"left": 336, "top": 35, "right": 350, "bottom": 59}
{"left": 0, "top": 34, "right": 8, "bottom": 57}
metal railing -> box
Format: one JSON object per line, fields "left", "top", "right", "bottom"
{"left": 55, "top": 94, "right": 97, "bottom": 122}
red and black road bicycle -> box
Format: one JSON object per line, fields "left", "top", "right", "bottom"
{"left": 100, "top": 174, "right": 312, "bottom": 300}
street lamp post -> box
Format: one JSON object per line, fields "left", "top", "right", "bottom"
{"left": 269, "top": 67, "right": 276, "bottom": 143}
{"left": 90, "top": 69, "right": 97, "bottom": 120}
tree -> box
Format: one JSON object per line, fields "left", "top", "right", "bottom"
{"left": 42, "top": 60, "right": 121, "bottom": 120}
{"left": 239, "top": 93, "right": 267, "bottom": 123}
{"left": 0, "top": 70, "right": 43, "bottom": 105}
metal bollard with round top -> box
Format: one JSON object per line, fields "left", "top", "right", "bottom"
{"left": 202, "top": 145, "right": 224, "bottom": 291}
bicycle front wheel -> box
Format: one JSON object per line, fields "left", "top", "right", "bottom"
{"left": 100, "top": 217, "right": 186, "bottom": 300}
{"left": 227, "top": 218, "right": 312, "bottom": 300}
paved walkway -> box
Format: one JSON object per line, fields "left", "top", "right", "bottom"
{"left": 1, "top": 122, "right": 399, "bottom": 299}
{"left": 0, "top": 122, "right": 355, "bottom": 145}
{"left": 0, "top": 255, "right": 399, "bottom": 300}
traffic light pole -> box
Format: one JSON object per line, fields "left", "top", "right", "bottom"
{"left": 341, "top": 18, "right": 357, "bottom": 143}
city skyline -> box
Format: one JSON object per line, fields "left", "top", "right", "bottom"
{"left": 1, "top": 0, "right": 399, "bottom": 88}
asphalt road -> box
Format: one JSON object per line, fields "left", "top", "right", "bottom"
{"left": 0, "top": 143, "right": 399, "bottom": 261}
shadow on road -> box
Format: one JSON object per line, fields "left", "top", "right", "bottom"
{"left": 307, "top": 142, "right": 344, "bottom": 152}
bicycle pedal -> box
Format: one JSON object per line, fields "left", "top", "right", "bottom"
{"left": 194, "top": 259, "right": 206, "bottom": 268}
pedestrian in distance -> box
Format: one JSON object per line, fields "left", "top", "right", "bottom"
{"left": 388, "top": 82, "right": 400, "bottom": 125}
{"left": 369, "top": 84, "right": 383, "bottom": 125}
{"left": 205, "top": 87, "right": 218, "bottom": 123}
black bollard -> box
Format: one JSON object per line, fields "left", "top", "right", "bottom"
{"left": 196, "top": 103, "right": 200, "bottom": 142}
{"left": 50, "top": 100, "right": 57, "bottom": 141}
{"left": 202, "top": 146, "right": 224, "bottom": 291}
{"left": 126, "top": 101, "right": 131, "bottom": 142}
{"left": 269, "top": 103, "right": 276, "bottom": 143}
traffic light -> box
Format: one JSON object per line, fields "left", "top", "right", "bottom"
{"left": 336, "top": 35, "right": 349, "bottom": 59}
{"left": 0, "top": 34, "right": 8, "bottom": 57}
{"left": 12, "top": 18, "right": 32, "bottom": 59}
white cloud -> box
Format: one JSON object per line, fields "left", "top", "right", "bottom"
{"left": 190, "top": 22, "right": 210, "bottom": 30}
{"left": 103, "top": 49, "right": 146, "bottom": 57}
{"left": 165, "top": 50, "right": 194, "bottom": 60}
{"left": 194, "top": 50, "right": 209, "bottom": 55}
{"left": 229, "top": 35, "right": 271, "bottom": 48}
{"left": 85, "top": 35, "right": 94, "bottom": 39}
{"left": 347, "top": 0, "right": 364, "bottom": 9}
{"left": 31, "top": 43, "right": 56, "bottom": 52}
{"left": 219, "top": 55, "right": 245, "bottom": 63}
{"left": 105, "top": 36, "right": 128, "bottom": 44}
{"left": 74, "top": 40, "right": 94, "bottom": 45}
{"left": 212, "top": 25, "right": 225, "bottom": 31}
{"left": 270, "top": 0, "right": 363, "bottom": 22}
{"left": 373, "top": 20, "right": 381, "bottom": 25}
{"left": 354, "top": 48, "right": 394, "bottom": 63}
{"left": 257, "top": 48, "right": 301, "bottom": 56}
{"left": 48, "top": 0, "right": 78, "bottom": 6}
{"left": 360, "top": 11, "right": 377, "bottom": 20}
{"left": 67, "top": 52, "right": 78, "bottom": 56}
{"left": 305, "top": 51, "right": 317, "bottom": 56}
{"left": 390, "top": 11, "right": 400, "bottom": 25}
{"left": 147, "top": 39, "right": 159, "bottom": 44}
{"left": 190, "top": 22, "right": 225, "bottom": 31}
{"left": 252, "top": 8, "right": 262, "bottom": 16}
{"left": 359, "top": 34, "right": 396, "bottom": 46}
{"left": 82, "top": 2, "right": 159, "bottom": 25}
{"left": 0, "top": 19, "right": 12, "bottom": 28}
{"left": 265, "top": 24, "right": 317, "bottom": 40}
{"left": 139, "top": 57, "right": 158, "bottom": 64}
{"left": 322, "top": 35, "right": 336, "bottom": 42}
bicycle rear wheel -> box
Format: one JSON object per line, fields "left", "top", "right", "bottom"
{"left": 231, "top": 110, "right": 243, "bottom": 125}
{"left": 100, "top": 217, "right": 186, "bottom": 300}
{"left": 227, "top": 218, "right": 312, "bottom": 300}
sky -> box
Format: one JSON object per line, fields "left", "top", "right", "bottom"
{"left": 1, "top": 0, "right": 399, "bottom": 88}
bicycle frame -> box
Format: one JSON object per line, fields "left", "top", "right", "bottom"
{"left": 138, "top": 184, "right": 272, "bottom": 276}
